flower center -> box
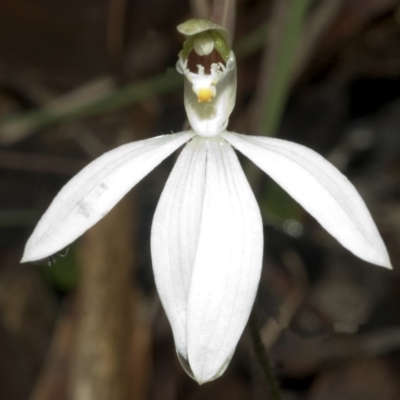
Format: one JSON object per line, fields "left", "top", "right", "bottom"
{"left": 178, "top": 31, "right": 230, "bottom": 104}
{"left": 187, "top": 47, "right": 226, "bottom": 76}
{"left": 176, "top": 21, "right": 237, "bottom": 137}
{"left": 196, "top": 87, "right": 215, "bottom": 103}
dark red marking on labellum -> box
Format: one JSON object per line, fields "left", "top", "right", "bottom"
{"left": 187, "top": 49, "right": 225, "bottom": 74}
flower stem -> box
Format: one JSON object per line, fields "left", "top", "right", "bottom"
{"left": 258, "top": 0, "right": 313, "bottom": 138}
{"left": 249, "top": 310, "right": 283, "bottom": 400}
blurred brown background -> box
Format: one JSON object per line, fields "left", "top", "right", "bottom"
{"left": 0, "top": 0, "right": 400, "bottom": 399}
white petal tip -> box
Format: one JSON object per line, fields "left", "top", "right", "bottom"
{"left": 20, "top": 249, "right": 42, "bottom": 264}
{"left": 364, "top": 250, "right": 392, "bottom": 270}
{"left": 192, "top": 371, "right": 214, "bottom": 385}
{"left": 20, "top": 247, "right": 35, "bottom": 264}
{"left": 194, "top": 378, "right": 207, "bottom": 386}
{"left": 372, "top": 261, "right": 392, "bottom": 270}
{"left": 189, "top": 351, "right": 233, "bottom": 384}
{"left": 20, "top": 241, "right": 58, "bottom": 264}
{"left": 178, "top": 350, "right": 232, "bottom": 384}
{"left": 192, "top": 373, "right": 215, "bottom": 385}
{"left": 378, "top": 259, "right": 392, "bottom": 270}
{"left": 20, "top": 255, "right": 29, "bottom": 264}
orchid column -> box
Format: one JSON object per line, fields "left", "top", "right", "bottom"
{"left": 22, "top": 19, "right": 391, "bottom": 384}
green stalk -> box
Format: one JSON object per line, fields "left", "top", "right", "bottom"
{"left": 262, "top": 0, "right": 312, "bottom": 138}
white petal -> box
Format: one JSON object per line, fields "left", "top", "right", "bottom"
{"left": 223, "top": 132, "right": 391, "bottom": 269}
{"left": 151, "top": 137, "right": 207, "bottom": 364}
{"left": 22, "top": 132, "right": 193, "bottom": 262}
{"left": 187, "top": 138, "right": 263, "bottom": 383}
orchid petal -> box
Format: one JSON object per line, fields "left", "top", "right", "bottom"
{"left": 187, "top": 138, "right": 263, "bottom": 383}
{"left": 22, "top": 132, "right": 194, "bottom": 262}
{"left": 223, "top": 132, "right": 391, "bottom": 269}
{"left": 151, "top": 137, "right": 207, "bottom": 366}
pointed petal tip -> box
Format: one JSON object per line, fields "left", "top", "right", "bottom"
{"left": 190, "top": 362, "right": 231, "bottom": 385}
{"left": 194, "top": 378, "right": 207, "bottom": 386}
{"left": 176, "top": 352, "right": 215, "bottom": 385}
{"left": 20, "top": 245, "right": 34, "bottom": 264}
{"left": 177, "top": 350, "right": 228, "bottom": 384}
{"left": 192, "top": 372, "right": 222, "bottom": 385}
{"left": 364, "top": 249, "right": 392, "bottom": 270}
{"left": 378, "top": 258, "right": 392, "bottom": 270}
{"left": 20, "top": 238, "right": 60, "bottom": 264}
{"left": 177, "top": 339, "right": 234, "bottom": 384}
{"left": 20, "top": 248, "right": 37, "bottom": 263}
{"left": 372, "top": 260, "right": 392, "bottom": 270}
{"left": 20, "top": 246, "right": 43, "bottom": 264}
{"left": 191, "top": 370, "right": 218, "bottom": 385}
{"left": 382, "top": 252, "right": 392, "bottom": 270}
{"left": 189, "top": 349, "right": 234, "bottom": 385}
{"left": 20, "top": 255, "right": 29, "bottom": 264}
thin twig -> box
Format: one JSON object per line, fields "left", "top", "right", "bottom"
{"left": 0, "top": 73, "right": 182, "bottom": 145}
{"left": 249, "top": 310, "right": 283, "bottom": 400}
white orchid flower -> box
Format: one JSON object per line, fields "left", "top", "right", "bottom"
{"left": 22, "top": 19, "right": 391, "bottom": 384}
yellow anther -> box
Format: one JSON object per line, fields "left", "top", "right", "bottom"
{"left": 197, "top": 88, "right": 214, "bottom": 103}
